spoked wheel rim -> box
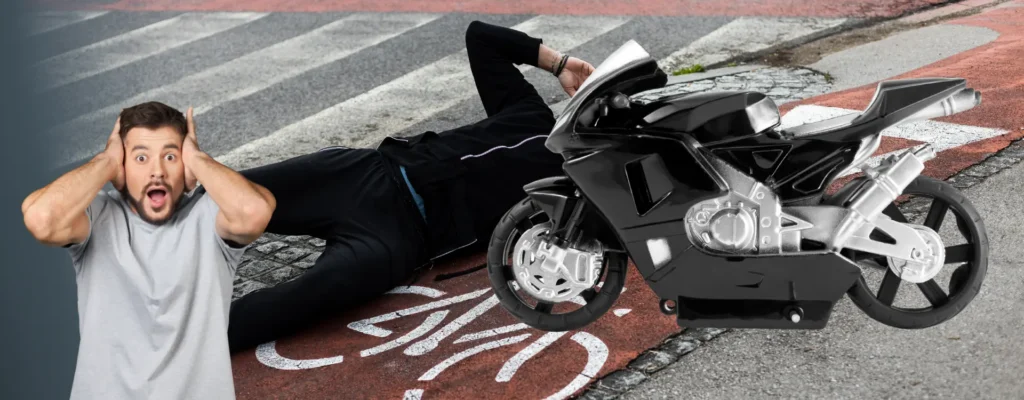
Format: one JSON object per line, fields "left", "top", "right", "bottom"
{"left": 845, "top": 176, "right": 988, "bottom": 329}
{"left": 486, "top": 198, "right": 626, "bottom": 332}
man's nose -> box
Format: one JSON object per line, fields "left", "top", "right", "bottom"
{"left": 149, "top": 161, "right": 166, "bottom": 177}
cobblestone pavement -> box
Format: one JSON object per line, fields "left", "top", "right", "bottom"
{"left": 231, "top": 233, "right": 326, "bottom": 301}
{"left": 633, "top": 66, "right": 833, "bottom": 105}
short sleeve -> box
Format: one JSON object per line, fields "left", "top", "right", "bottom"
{"left": 194, "top": 192, "right": 248, "bottom": 272}
{"left": 66, "top": 191, "right": 114, "bottom": 269}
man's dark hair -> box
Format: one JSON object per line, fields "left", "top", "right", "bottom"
{"left": 118, "top": 101, "right": 187, "bottom": 140}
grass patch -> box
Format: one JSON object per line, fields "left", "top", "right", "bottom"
{"left": 823, "top": 72, "right": 835, "bottom": 84}
{"left": 672, "top": 63, "right": 705, "bottom": 75}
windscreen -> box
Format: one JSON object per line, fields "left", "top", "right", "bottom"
{"left": 549, "top": 40, "right": 654, "bottom": 136}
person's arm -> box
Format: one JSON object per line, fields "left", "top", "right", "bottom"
{"left": 22, "top": 119, "right": 125, "bottom": 247}
{"left": 182, "top": 107, "right": 275, "bottom": 247}
{"left": 466, "top": 21, "right": 596, "bottom": 116}
{"left": 537, "top": 43, "right": 594, "bottom": 97}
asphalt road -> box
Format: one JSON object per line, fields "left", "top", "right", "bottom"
{"left": 625, "top": 3, "right": 1024, "bottom": 399}
{"left": 624, "top": 155, "right": 1024, "bottom": 400}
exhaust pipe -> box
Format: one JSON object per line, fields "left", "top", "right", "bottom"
{"left": 903, "top": 88, "right": 982, "bottom": 124}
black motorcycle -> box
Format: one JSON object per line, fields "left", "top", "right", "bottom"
{"left": 486, "top": 40, "right": 988, "bottom": 332}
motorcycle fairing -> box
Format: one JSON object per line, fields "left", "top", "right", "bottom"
{"left": 523, "top": 40, "right": 981, "bottom": 330}
{"left": 559, "top": 131, "right": 863, "bottom": 329}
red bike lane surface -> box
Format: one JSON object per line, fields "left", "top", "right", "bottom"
{"left": 781, "top": 2, "right": 1024, "bottom": 184}
{"left": 230, "top": 253, "right": 680, "bottom": 399}
{"left": 35, "top": 0, "right": 950, "bottom": 17}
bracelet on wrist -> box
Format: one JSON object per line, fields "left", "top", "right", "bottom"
{"left": 553, "top": 54, "right": 569, "bottom": 77}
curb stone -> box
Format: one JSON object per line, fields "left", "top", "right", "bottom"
{"left": 575, "top": 327, "right": 729, "bottom": 399}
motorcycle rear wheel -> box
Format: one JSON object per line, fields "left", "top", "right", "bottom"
{"left": 841, "top": 175, "right": 989, "bottom": 329}
{"left": 486, "top": 196, "right": 627, "bottom": 332}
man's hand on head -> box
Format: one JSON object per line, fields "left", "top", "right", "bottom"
{"left": 104, "top": 117, "right": 126, "bottom": 191}
{"left": 183, "top": 107, "right": 200, "bottom": 192}
{"left": 559, "top": 57, "right": 596, "bottom": 97}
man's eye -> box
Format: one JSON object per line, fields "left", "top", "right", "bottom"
{"left": 136, "top": 155, "right": 146, "bottom": 162}
{"left": 165, "top": 154, "right": 175, "bottom": 161}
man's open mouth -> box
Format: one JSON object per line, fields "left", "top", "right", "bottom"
{"left": 147, "top": 187, "right": 168, "bottom": 208}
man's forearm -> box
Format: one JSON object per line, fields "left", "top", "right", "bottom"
{"left": 185, "top": 151, "right": 274, "bottom": 227}
{"left": 537, "top": 44, "right": 563, "bottom": 75}
{"left": 22, "top": 152, "right": 117, "bottom": 240}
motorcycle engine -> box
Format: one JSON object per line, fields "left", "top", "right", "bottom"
{"left": 686, "top": 199, "right": 761, "bottom": 253}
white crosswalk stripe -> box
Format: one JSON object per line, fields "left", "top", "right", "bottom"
{"left": 31, "top": 11, "right": 886, "bottom": 172}
{"left": 35, "top": 12, "right": 268, "bottom": 91}
{"left": 51, "top": 12, "right": 441, "bottom": 166}
{"left": 27, "top": 11, "right": 109, "bottom": 35}
{"left": 215, "top": 15, "right": 631, "bottom": 170}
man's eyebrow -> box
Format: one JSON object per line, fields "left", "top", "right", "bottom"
{"left": 131, "top": 145, "right": 148, "bottom": 151}
{"left": 164, "top": 143, "right": 180, "bottom": 150}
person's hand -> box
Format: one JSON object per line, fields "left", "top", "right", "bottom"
{"left": 558, "top": 57, "right": 595, "bottom": 97}
{"left": 104, "top": 117, "right": 125, "bottom": 190}
{"left": 183, "top": 107, "right": 200, "bottom": 191}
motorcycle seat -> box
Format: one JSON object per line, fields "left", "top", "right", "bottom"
{"left": 766, "top": 77, "right": 974, "bottom": 142}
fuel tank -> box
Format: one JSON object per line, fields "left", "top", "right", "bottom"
{"left": 638, "top": 91, "right": 781, "bottom": 145}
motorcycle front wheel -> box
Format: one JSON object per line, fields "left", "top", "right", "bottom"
{"left": 486, "top": 196, "right": 627, "bottom": 332}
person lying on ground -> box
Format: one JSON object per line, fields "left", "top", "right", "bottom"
{"left": 226, "top": 20, "right": 595, "bottom": 353}
{"left": 21, "top": 102, "right": 277, "bottom": 399}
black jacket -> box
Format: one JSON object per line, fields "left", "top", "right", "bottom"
{"left": 377, "top": 21, "right": 565, "bottom": 260}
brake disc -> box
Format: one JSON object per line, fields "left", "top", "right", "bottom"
{"left": 887, "top": 224, "right": 946, "bottom": 284}
{"left": 511, "top": 224, "right": 604, "bottom": 303}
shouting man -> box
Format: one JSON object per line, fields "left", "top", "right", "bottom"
{"left": 227, "top": 21, "right": 594, "bottom": 353}
{"left": 21, "top": 103, "right": 277, "bottom": 399}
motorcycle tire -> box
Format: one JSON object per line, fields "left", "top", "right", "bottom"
{"left": 486, "top": 196, "right": 627, "bottom": 332}
{"left": 843, "top": 175, "right": 989, "bottom": 329}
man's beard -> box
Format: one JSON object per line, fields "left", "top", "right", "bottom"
{"left": 119, "top": 182, "right": 185, "bottom": 225}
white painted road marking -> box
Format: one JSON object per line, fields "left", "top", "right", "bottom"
{"left": 545, "top": 332, "right": 610, "bottom": 400}
{"left": 252, "top": 279, "right": 627, "bottom": 398}
{"left": 215, "top": 15, "right": 631, "bottom": 170}
{"left": 496, "top": 331, "right": 568, "bottom": 382}
{"left": 405, "top": 295, "right": 500, "bottom": 356}
{"left": 346, "top": 288, "right": 490, "bottom": 338}
{"left": 255, "top": 341, "right": 344, "bottom": 370}
{"left": 51, "top": 12, "right": 440, "bottom": 166}
{"left": 454, "top": 323, "right": 530, "bottom": 344}
{"left": 27, "top": 11, "right": 109, "bottom": 35}
{"left": 35, "top": 12, "right": 267, "bottom": 91}
{"left": 417, "top": 333, "right": 533, "bottom": 381}
{"left": 387, "top": 285, "right": 447, "bottom": 298}
{"left": 360, "top": 310, "right": 449, "bottom": 357}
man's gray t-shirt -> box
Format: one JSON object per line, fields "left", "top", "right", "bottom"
{"left": 66, "top": 189, "right": 246, "bottom": 399}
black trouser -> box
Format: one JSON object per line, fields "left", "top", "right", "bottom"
{"left": 226, "top": 21, "right": 556, "bottom": 353}
{"left": 228, "top": 149, "right": 430, "bottom": 353}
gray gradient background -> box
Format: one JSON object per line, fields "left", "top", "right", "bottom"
{"left": 1, "top": 1, "right": 81, "bottom": 398}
